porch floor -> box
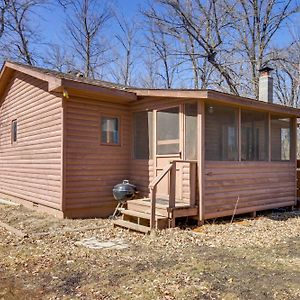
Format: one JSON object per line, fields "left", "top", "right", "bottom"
{"left": 113, "top": 197, "right": 198, "bottom": 233}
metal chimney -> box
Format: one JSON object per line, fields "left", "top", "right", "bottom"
{"left": 258, "top": 66, "right": 274, "bottom": 103}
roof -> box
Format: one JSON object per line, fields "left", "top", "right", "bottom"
{"left": 0, "top": 61, "right": 136, "bottom": 102}
{"left": 129, "top": 88, "right": 300, "bottom": 117}
{"left": 5, "top": 60, "right": 131, "bottom": 90}
{"left": 1, "top": 61, "right": 300, "bottom": 117}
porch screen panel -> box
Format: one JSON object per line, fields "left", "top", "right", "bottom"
{"left": 185, "top": 103, "right": 197, "bottom": 160}
{"left": 241, "top": 110, "right": 268, "bottom": 161}
{"left": 205, "top": 104, "right": 238, "bottom": 161}
{"left": 271, "top": 117, "right": 291, "bottom": 161}
{"left": 133, "top": 111, "right": 153, "bottom": 159}
{"left": 157, "top": 107, "right": 179, "bottom": 155}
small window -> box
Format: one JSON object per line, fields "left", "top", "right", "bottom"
{"left": 11, "top": 119, "right": 17, "bottom": 143}
{"left": 101, "top": 117, "right": 119, "bottom": 145}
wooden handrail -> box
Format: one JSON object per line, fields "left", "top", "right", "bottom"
{"left": 149, "top": 160, "right": 198, "bottom": 230}
{"left": 149, "top": 163, "right": 173, "bottom": 189}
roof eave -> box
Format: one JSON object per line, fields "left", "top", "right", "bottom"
{"left": 61, "top": 79, "right": 137, "bottom": 102}
{"left": 3, "top": 61, "right": 62, "bottom": 93}
{"left": 0, "top": 61, "right": 137, "bottom": 102}
{"left": 206, "top": 90, "right": 300, "bottom": 117}
{"left": 129, "top": 88, "right": 208, "bottom": 99}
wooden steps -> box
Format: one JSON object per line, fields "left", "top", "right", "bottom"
{"left": 113, "top": 219, "right": 151, "bottom": 234}
{"left": 122, "top": 209, "right": 166, "bottom": 220}
{"left": 127, "top": 198, "right": 169, "bottom": 217}
{"left": 113, "top": 197, "right": 198, "bottom": 233}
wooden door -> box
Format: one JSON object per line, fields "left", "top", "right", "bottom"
{"left": 154, "top": 106, "right": 183, "bottom": 200}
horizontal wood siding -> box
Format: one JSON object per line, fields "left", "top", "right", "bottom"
{"left": 64, "top": 97, "right": 131, "bottom": 218}
{"left": 129, "top": 159, "right": 154, "bottom": 197}
{"left": 204, "top": 161, "right": 296, "bottom": 219}
{"left": 0, "top": 72, "right": 63, "bottom": 210}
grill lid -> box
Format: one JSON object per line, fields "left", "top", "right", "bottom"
{"left": 113, "top": 180, "right": 136, "bottom": 192}
{"left": 112, "top": 180, "right": 137, "bottom": 202}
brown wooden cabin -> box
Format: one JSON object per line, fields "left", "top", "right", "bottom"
{"left": 0, "top": 61, "right": 299, "bottom": 233}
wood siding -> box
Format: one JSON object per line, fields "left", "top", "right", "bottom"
{"left": 204, "top": 161, "right": 296, "bottom": 219}
{"left": 129, "top": 159, "right": 154, "bottom": 197}
{"left": 0, "top": 72, "right": 63, "bottom": 211}
{"left": 64, "top": 96, "right": 131, "bottom": 218}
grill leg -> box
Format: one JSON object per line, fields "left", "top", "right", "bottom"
{"left": 112, "top": 202, "right": 122, "bottom": 219}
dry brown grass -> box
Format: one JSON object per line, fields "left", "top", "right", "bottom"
{"left": 0, "top": 204, "right": 299, "bottom": 300}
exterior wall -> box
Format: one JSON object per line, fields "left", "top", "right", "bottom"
{"left": 0, "top": 72, "right": 63, "bottom": 214}
{"left": 204, "top": 161, "right": 296, "bottom": 219}
{"left": 129, "top": 159, "right": 154, "bottom": 197}
{"left": 64, "top": 96, "right": 132, "bottom": 218}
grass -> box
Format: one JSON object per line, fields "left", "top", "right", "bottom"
{"left": 0, "top": 204, "right": 299, "bottom": 299}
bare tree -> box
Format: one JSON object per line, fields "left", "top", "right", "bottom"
{"left": 227, "top": 0, "right": 300, "bottom": 98}
{"left": 177, "top": 27, "right": 215, "bottom": 89}
{"left": 0, "top": 0, "right": 9, "bottom": 39}
{"left": 1, "top": 0, "right": 45, "bottom": 65}
{"left": 273, "top": 42, "right": 300, "bottom": 107}
{"left": 144, "top": 0, "right": 300, "bottom": 96}
{"left": 144, "top": 0, "right": 240, "bottom": 94}
{"left": 143, "top": 18, "right": 182, "bottom": 89}
{"left": 110, "top": 13, "right": 138, "bottom": 86}
{"left": 138, "top": 49, "right": 161, "bottom": 88}
{"left": 65, "top": 0, "right": 112, "bottom": 78}
{"left": 42, "top": 44, "right": 76, "bottom": 73}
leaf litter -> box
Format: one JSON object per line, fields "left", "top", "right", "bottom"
{"left": 0, "top": 204, "right": 299, "bottom": 299}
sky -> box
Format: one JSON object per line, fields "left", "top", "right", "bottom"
{"left": 33, "top": 0, "right": 300, "bottom": 55}
{"left": 36, "top": 0, "right": 143, "bottom": 46}
{"left": 21, "top": 0, "right": 300, "bottom": 90}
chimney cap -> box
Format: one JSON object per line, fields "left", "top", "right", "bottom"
{"left": 259, "top": 66, "right": 274, "bottom": 74}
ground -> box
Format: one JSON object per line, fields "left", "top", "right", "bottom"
{"left": 0, "top": 204, "right": 299, "bottom": 300}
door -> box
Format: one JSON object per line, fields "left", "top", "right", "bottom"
{"left": 155, "top": 106, "right": 183, "bottom": 200}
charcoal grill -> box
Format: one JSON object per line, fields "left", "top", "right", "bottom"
{"left": 111, "top": 180, "right": 137, "bottom": 218}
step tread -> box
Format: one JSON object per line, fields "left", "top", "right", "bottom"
{"left": 126, "top": 205, "right": 168, "bottom": 217}
{"left": 129, "top": 198, "right": 194, "bottom": 209}
{"left": 113, "top": 219, "right": 150, "bottom": 233}
{"left": 128, "top": 198, "right": 171, "bottom": 209}
{"left": 122, "top": 209, "right": 167, "bottom": 220}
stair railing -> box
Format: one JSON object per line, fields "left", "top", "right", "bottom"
{"left": 149, "top": 160, "right": 197, "bottom": 229}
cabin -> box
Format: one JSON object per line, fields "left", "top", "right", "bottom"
{"left": 0, "top": 61, "right": 299, "bottom": 233}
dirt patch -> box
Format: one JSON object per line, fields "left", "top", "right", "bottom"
{"left": 0, "top": 204, "right": 299, "bottom": 299}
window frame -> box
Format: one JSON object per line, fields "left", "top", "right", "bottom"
{"left": 100, "top": 115, "right": 121, "bottom": 146}
{"left": 11, "top": 119, "right": 18, "bottom": 144}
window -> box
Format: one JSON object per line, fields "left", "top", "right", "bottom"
{"left": 11, "top": 119, "right": 17, "bottom": 143}
{"left": 156, "top": 107, "right": 180, "bottom": 155}
{"left": 241, "top": 110, "right": 268, "bottom": 161}
{"left": 185, "top": 103, "right": 198, "bottom": 160}
{"left": 205, "top": 104, "right": 238, "bottom": 161}
{"left": 271, "top": 116, "right": 291, "bottom": 161}
{"left": 133, "top": 111, "right": 153, "bottom": 159}
{"left": 101, "top": 117, "right": 119, "bottom": 145}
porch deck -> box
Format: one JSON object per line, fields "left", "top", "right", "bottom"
{"left": 113, "top": 197, "right": 198, "bottom": 233}
{"left": 114, "top": 160, "right": 198, "bottom": 233}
